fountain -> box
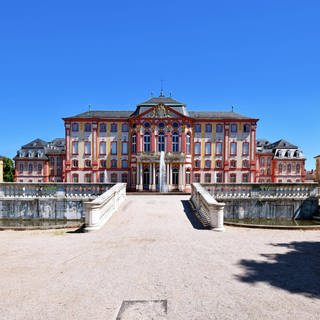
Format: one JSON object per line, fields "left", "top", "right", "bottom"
{"left": 159, "top": 151, "right": 168, "bottom": 192}
{"left": 104, "top": 169, "right": 108, "bottom": 183}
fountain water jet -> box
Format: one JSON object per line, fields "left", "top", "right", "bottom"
{"left": 159, "top": 151, "right": 168, "bottom": 192}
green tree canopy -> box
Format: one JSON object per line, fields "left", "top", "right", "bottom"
{"left": 3, "top": 157, "right": 14, "bottom": 182}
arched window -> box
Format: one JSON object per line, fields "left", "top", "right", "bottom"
{"left": 205, "top": 173, "right": 211, "bottom": 183}
{"left": 216, "top": 172, "right": 223, "bottom": 183}
{"left": 158, "top": 132, "right": 165, "bottom": 152}
{"left": 205, "top": 160, "right": 211, "bottom": 169}
{"left": 278, "top": 163, "right": 282, "bottom": 173}
{"left": 195, "top": 160, "right": 201, "bottom": 168}
{"left": 230, "top": 173, "right": 237, "bottom": 183}
{"left": 230, "top": 160, "right": 237, "bottom": 168}
{"left": 296, "top": 164, "right": 301, "bottom": 174}
{"left": 72, "top": 174, "right": 79, "bottom": 183}
{"left": 186, "top": 133, "right": 191, "bottom": 154}
{"left": 242, "top": 160, "right": 249, "bottom": 168}
{"left": 111, "top": 159, "right": 117, "bottom": 168}
{"left": 28, "top": 163, "right": 33, "bottom": 173}
{"left": 99, "top": 141, "right": 106, "bottom": 155}
{"left": 144, "top": 132, "right": 150, "bottom": 152}
{"left": 287, "top": 164, "right": 291, "bottom": 173}
{"left": 216, "top": 160, "right": 222, "bottom": 168}
{"left": 194, "top": 173, "right": 201, "bottom": 183}
{"left": 132, "top": 134, "right": 136, "bottom": 153}
{"left": 172, "top": 132, "right": 179, "bottom": 152}
{"left": 172, "top": 168, "right": 179, "bottom": 184}
{"left": 37, "top": 164, "right": 42, "bottom": 174}
{"left": 111, "top": 173, "right": 117, "bottom": 183}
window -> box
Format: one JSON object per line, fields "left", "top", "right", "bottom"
{"left": 37, "top": 164, "right": 42, "bottom": 174}
{"left": 243, "top": 142, "right": 249, "bottom": 156}
{"left": 195, "top": 160, "right": 201, "bottom": 168}
{"left": 278, "top": 163, "right": 283, "bottom": 174}
{"left": 122, "top": 123, "right": 129, "bottom": 132}
{"left": 215, "top": 160, "right": 222, "bottom": 168}
{"left": 85, "top": 174, "right": 91, "bottom": 183}
{"left": 122, "top": 141, "right": 128, "bottom": 155}
{"left": 121, "top": 174, "right": 128, "bottom": 183}
{"left": 216, "top": 142, "right": 222, "bottom": 155}
{"left": 186, "top": 133, "right": 191, "bottom": 154}
{"left": 216, "top": 124, "right": 223, "bottom": 133}
{"left": 19, "top": 163, "right": 24, "bottom": 173}
{"left": 72, "top": 123, "right": 79, "bottom": 132}
{"left": 194, "top": 124, "right": 201, "bottom": 133}
{"left": 132, "top": 134, "right": 136, "bottom": 153}
{"left": 242, "top": 160, "right": 249, "bottom": 168}
{"left": 99, "top": 123, "right": 106, "bottom": 132}
{"left": 172, "top": 168, "right": 179, "bottom": 184}
{"left": 72, "top": 159, "right": 78, "bottom": 168}
{"left": 111, "top": 173, "right": 117, "bottom": 183}
{"left": 28, "top": 163, "right": 33, "bottom": 173}
{"left": 243, "top": 124, "right": 250, "bottom": 133}
{"left": 111, "top": 141, "right": 117, "bottom": 155}
{"left": 230, "top": 173, "right": 236, "bottom": 183}
{"left": 111, "top": 159, "right": 117, "bottom": 168}
{"left": 57, "top": 157, "right": 62, "bottom": 166}
{"left": 85, "top": 160, "right": 91, "bottom": 168}
{"left": 194, "top": 173, "right": 201, "bottom": 183}
{"left": 267, "top": 158, "right": 271, "bottom": 167}
{"left": 267, "top": 168, "right": 271, "bottom": 175}
{"left": 242, "top": 173, "right": 249, "bottom": 182}
{"left": 72, "top": 141, "right": 78, "bottom": 154}
{"left": 172, "top": 122, "right": 179, "bottom": 128}
{"left": 50, "top": 157, "right": 54, "bottom": 167}
{"left": 121, "top": 160, "right": 128, "bottom": 168}
{"left": 216, "top": 173, "right": 223, "bottom": 183}
{"left": 84, "top": 123, "right": 91, "bottom": 132}
{"left": 144, "top": 132, "right": 151, "bottom": 152}
{"left": 230, "top": 160, "right": 237, "bottom": 168}
{"left": 186, "top": 169, "right": 191, "bottom": 184}
{"left": 230, "top": 142, "right": 237, "bottom": 155}
{"left": 158, "top": 132, "right": 165, "bottom": 152}
{"left": 205, "top": 124, "right": 212, "bottom": 132}
{"left": 260, "top": 157, "right": 265, "bottom": 167}
{"left": 144, "top": 122, "right": 150, "bottom": 128}
{"left": 85, "top": 141, "right": 91, "bottom": 155}
{"left": 72, "top": 174, "right": 79, "bottom": 183}
{"left": 172, "top": 132, "right": 179, "bottom": 152}
{"left": 100, "top": 160, "right": 106, "bottom": 168}
{"left": 99, "top": 142, "right": 106, "bottom": 155}
{"left": 296, "top": 164, "right": 301, "bottom": 174}
{"left": 205, "top": 173, "right": 211, "bottom": 183}
{"left": 111, "top": 123, "right": 118, "bottom": 132}
{"left": 205, "top": 160, "right": 211, "bottom": 169}
{"left": 158, "top": 122, "right": 165, "bottom": 129}
{"left": 231, "top": 124, "right": 237, "bottom": 133}
{"left": 194, "top": 142, "right": 201, "bottom": 155}
{"left": 205, "top": 142, "right": 211, "bottom": 155}
{"left": 287, "top": 164, "right": 291, "bottom": 174}
{"left": 99, "top": 173, "right": 104, "bottom": 183}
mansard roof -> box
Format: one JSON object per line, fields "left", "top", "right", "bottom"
{"left": 22, "top": 138, "right": 48, "bottom": 149}
{"left": 189, "top": 111, "right": 253, "bottom": 120}
{"left": 70, "top": 110, "right": 133, "bottom": 119}
{"left": 264, "top": 139, "right": 298, "bottom": 150}
{"left": 137, "top": 95, "right": 185, "bottom": 106}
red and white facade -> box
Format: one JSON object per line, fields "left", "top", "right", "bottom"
{"left": 63, "top": 95, "right": 259, "bottom": 191}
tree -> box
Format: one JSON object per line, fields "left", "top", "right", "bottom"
{"left": 3, "top": 157, "right": 14, "bottom": 182}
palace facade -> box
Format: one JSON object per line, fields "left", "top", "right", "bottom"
{"left": 13, "top": 94, "right": 307, "bottom": 188}
{"left": 14, "top": 138, "right": 65, "bottom": 183}
{"left": 256, "top": 139, "right": 305, "bottom": 183}
{"left": 63, "top": 95, "right": 258, "bottom": 192}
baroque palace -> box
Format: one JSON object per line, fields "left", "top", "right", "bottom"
{"left": 14, "top": 94, "right": 306, "bottom": 190}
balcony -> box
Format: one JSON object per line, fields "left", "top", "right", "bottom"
{"left": 136, "top": 152, "right": 186, "bottom": 162}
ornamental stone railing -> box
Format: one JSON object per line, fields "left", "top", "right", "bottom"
{"left": 190, "top": 183, "right": 225, "bottom": 231}
{"left": 0, "top": 183, "right": 114, "bottom": 199}
{"left": 136, "top": 151, "right": 186, "bottom": 162}
{"left": 202, "top": 183, "right": 319, "bottom": 200}
{"left": 84, "top": 183, "right": 126, "bottom": 232}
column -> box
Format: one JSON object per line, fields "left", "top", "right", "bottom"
{"left": 152, "top": 163, "right": 156, "bottom": 191}
{"left": 179, "top": 163, "right": 183, "bottom": 191}
{"left": 139, "top": 163, "right": 143, "bottom": 190}
{"left": 166, "top": 163, "right": 170, "bottom": 186}
{"left": 169, "top": 163, "right": 172, "bottom": 188}
{"left": 149, "top": 163, "right": 152, "bottom": 190}
{"left": 136, "top": 162, "right": 140, "bottom": 190}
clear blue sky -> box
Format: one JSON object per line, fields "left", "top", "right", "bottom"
{"left": 0, "top": 0, "right": 319, "bottom": 169}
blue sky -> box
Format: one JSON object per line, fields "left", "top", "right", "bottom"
{"left": 0, "top": 0, "right": 319, "bottom": 169}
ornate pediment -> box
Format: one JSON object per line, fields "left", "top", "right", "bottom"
{"left": 144, "top": 104, "right": 178, "bottom": 118}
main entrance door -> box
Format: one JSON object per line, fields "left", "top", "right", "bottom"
{"left": 143, "top": 168, "right": 150, "bottom": 190}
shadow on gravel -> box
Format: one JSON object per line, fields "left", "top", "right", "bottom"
{"left": 181, "top": 200, "right": 207, "bottom": 230}
{"left": 237, "top": 241, "right": 320, "bottom": 298}
{"left": 66, "top": 224, "right": 86, "bottom": 234}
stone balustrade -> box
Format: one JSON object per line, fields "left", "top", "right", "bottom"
{"left": 190, "top": 183, "right": 225, "bottom": 231}
{"left": 203, "top": 183, "right": 319, "bottom": 200}
{"left": 84, "top": 183, "right": 126, "bottom": 231}
{"left": 0, "top": 183, "right": 114, "bottom": 199}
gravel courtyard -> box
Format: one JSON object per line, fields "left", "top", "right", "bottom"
{"left": 0, "top": 195, "right": 319, "bottom": 320}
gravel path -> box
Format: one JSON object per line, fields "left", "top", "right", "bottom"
{"left": 0, "top": 195, "right": 319, "bottom": 319}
